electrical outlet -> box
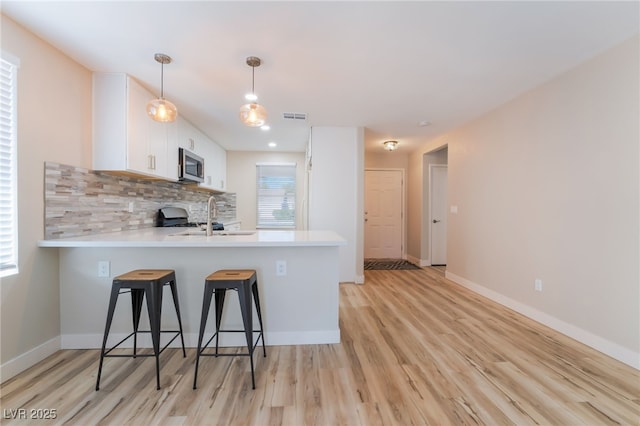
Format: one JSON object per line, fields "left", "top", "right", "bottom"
{"left": 128, "top": 201, "right": 134, "bottom": 213}
{"left": 276, "top": 260, "right": 287, "bottom": 276}
{"left": 98, "top": 261, "right": 110, "bottom": 277}
{"left": 534, "top": 279, "right": 542, "bottom": 292}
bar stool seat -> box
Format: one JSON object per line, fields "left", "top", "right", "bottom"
{"left": 96, "top": 269, "right": 186, "bottom": 390}
{"left": 193, "top": 269, "right": 266, "bottom": 390}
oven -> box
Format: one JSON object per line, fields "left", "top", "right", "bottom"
{"left": 157, "top": 207, "right": 223, "bottom": 230}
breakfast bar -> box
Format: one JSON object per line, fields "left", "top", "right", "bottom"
{"left": 39, "top": 229, "right": 346, "bottom": 349}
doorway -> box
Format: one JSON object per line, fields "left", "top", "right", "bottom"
{"left": 364, "top": 169, "right": 404, "bottom": 259}
{"left": 429, "top": 165, "right": 447, "bottom": 265}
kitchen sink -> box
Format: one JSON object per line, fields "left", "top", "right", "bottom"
{"left": 169, "top": 230, "right": 255, "bottom": 237}
{"left": 169, "top": 230, "right": 206, "bottom": 236}
{"left": 212, "top": 230, "right": 256, "bottom": 236}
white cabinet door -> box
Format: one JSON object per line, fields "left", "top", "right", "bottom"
{"left": 176, "top": 116, "right": 198, "bottom": 151}
{"left": 198, "top": 138, "right": 216, "bottom": 190}
{"left": 128, "top": 78, "right": 174, "bottom": 179}
{"left": 211, "top": 142, "right": 227, "bottom": 191}
{"left": 125, "top": 78, "right": 150, "bottom": 173}
{"left": 198, "top": 138, "right": 227, "bottom": 191}
{"left": 166, "top": 117, "right": 179, "bottom": 180}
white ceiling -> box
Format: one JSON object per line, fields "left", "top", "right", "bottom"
{"left": 2, "top": 1, "right": 638, "bottom": 153}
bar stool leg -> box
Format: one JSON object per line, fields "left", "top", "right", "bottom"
{"left": 193, "top": 283, "right": 214, "bottom": 389}
{"left": 146, "top": 284, "right": 162, "bottom": 390}
{"left": 237, "top": 283, "right": 256, "bottom": 389}
{"left": 168, "top": 279, "right": 187, "bottom": 357}
{"left": 251, "top": 281, "right": 267, "bottom": 357}
{"left": 96, "top": 284, "right": 121, "bottom": 391}
{"left": 130, "top": 289, "right": 144, "bottom": 358}
{"left": 214, "top": 289, "right": 227, "bottom": 355}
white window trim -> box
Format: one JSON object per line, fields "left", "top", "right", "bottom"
{"left": 0, "top": 51, "right": 19, "bottom": 278}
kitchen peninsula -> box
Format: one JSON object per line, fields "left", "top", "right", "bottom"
{"left": 39, "top": 229, "right": 346, "bottom": 349}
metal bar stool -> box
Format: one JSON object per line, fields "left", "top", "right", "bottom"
{"left": 193, "top": 269, "right": 266, "bottom": 390}
{"left": 96, "top": 269, "right": 186, "bottom": 390}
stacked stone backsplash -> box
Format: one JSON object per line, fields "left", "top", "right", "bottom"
{"left": 45, "top": 162, "right": 236, "bottom": 239}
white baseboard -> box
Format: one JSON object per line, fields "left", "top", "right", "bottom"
{"left": 354, "top": 275, "right": 365, "bottom": 284}
{"left": 445, "top": 271, "right": 640, "bottom": 370}
{"left": 406, "top": 255, "right": 429, "bottom": 267}
{"left": 0, "top": 336, "right": 61, "bottom": 383}
{"left": 61, "top": 330, "right": 340, "bottom": 350}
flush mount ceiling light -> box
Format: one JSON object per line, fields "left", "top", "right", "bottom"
{"left": 146, "top": 53, "right": 177, "bottom": 123}
{"left": 384, "top": 140, "right": 398, "bottom": 151}
{"left": 239, "top": 56, "right": 267, "bottom": 127}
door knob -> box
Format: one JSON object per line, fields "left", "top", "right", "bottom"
{"left": 433, "top": 219, "right": 440, "bottom": 223}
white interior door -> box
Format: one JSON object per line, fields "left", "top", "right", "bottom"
{"left": 430, "top": 165, "right": 447, "bottom": 265}
{"left": 365, "top": 170, "right": 403, "bottom": 259}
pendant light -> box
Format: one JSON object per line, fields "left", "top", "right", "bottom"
{"left": 146, "top": 53, "right": 177, "bottom": 122}
{"left": 239, "top": 56, "right": 267, "bottom": 127}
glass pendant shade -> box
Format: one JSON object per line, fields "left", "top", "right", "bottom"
{"left": 148, "top": 53, "right": 177, "bottom": 123}
{"left": 239, "top": 102, "right": 267, "bottom": 127}
{"left": 147, "top": 98, "right": 177, "bottom": 122}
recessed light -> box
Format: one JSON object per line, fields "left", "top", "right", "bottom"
{"left": 418, "top": 120, "right": 431, "bottom": 127}
{"left": 268, "top": 142, "right": 277, "bottom": 148}
{"left": 261, "top": 125, "right": 270, "bottom": 131}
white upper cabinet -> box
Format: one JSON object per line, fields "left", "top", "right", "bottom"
{"left": 176, "top": 117, "right": 205, "bottom": 155}
{"left": 93, "top": 73, "right": 176, "bottom": 180}
{"left": 199, "top": 138, "right": 227, "bottom": 192}
{"left": 173, "top": 116, "right": 227, "bottom": 192}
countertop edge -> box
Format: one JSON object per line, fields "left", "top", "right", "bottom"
{"left": 37, "top": 229, "right": 347, "bottom": 248}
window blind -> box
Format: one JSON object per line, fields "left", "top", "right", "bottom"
{"left": 256, "top": 163, "right": 296, "bottom": 228}
{"left": 0, "top": 56, "right": 18, "bottom": 276}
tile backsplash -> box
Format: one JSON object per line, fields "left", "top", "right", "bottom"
{"left": 44, "top": 162, "right": 236, "bottom": 239}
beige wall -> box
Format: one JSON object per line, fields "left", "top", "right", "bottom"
{"left": 365, "top": 151, "right": 409, "bottom": 169}
{"left": 226, "top": 151, "right": 306, "bottom": 230}
{"left": 1, "top": 14, "right": 92, "bottom": 376}
{"left": 416, "top": 35, "right": 639, "bottom": 365}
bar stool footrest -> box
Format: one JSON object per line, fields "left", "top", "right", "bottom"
{"left": 198, "top": 331, "right": 264, "bottom": 357}
{"left": 102, "top": 330, "right": 183, "bottom": 358}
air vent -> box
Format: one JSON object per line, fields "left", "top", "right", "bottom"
{"left": 282, "top": 112, "right": 308, "bottom": 121}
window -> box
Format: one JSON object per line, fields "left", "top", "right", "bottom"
{"left": 0, "top": 54, "right": 18, "bottom": 277}
{"left": 256, "top": 163, "right": 296, "bottom": 228}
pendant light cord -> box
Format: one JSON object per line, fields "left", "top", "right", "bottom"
{"left": 160, "top": 61, "right": 165, "bottom": 99}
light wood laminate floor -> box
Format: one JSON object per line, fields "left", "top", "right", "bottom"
{"left": 1, "top": 268, "right": 638, "bottom": 425}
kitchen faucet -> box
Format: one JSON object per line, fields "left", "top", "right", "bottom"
{"left": 206, "top": 196, "right": 218, "bottom": 236}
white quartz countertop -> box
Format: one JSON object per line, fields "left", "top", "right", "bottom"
{"left": 38, "top": 228, "right": 346, "bottom": 248}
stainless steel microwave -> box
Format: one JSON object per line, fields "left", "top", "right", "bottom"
{"left": 178, "top": 148, "right": 204, "bottom": 183}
